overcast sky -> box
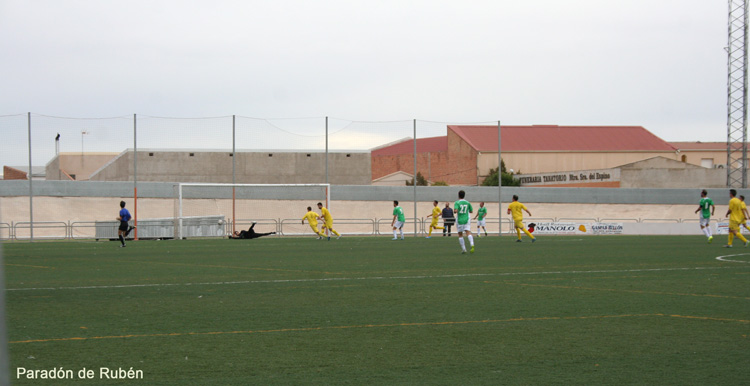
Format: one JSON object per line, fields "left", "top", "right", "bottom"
{"left": 0, "top": 0, "right": 731, "bottom": 166}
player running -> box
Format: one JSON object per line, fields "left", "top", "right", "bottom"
{"left": 695, "top": 190, "right": 714, "bottom": 243}
{"left": 317, "top": 202, "right": 341, "bottom": 241}
{"left": 724, "top": 189, "right": 748, "bottom": 248}
{"left": 116, "top": 200, "right": 133, "bottom": 248}
{"left": 474, "top": 201, "right": 488, "bottom": 237}
{"left": 740, "top": 195, "right": 750, "bottom": 233}
{"left": 508, "top": 195, "right": 536, "bottom": 243}
{"left": 425, "top": 200, "right": 444, "bottom": 238}
{"left": 454, "top": 190, "right": 474, "bottom": 254}
{"left": 302, "top": 206, "right": 326, "bottom": 239}
{"left": 392, "top": 200, "right": 405, "bottom": 240}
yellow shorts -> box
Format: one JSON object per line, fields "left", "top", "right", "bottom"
{"left": 514, "top": 219, "right": 525, "bottom": 229}
{"left": 322, "top": 221, "right": 333, "bottom": 229}
{"left": 308, "top": 224, "right": 319, "bottom": 232}
{"left": 430, "top": 220, "right": 439, "bottom": 228}
{"left": 730, "top": 221, "right": 741, "bottom": 232}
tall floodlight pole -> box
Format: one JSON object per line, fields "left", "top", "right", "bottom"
{"left": 727, "top": 0, "right": 749, "bottom": 188}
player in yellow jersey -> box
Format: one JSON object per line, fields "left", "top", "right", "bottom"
{"left": 425, "top": 200, "right": 444, "bottom": 238}
{"left": 740, "top": 195, "right": 750, "bottom": 232}
{"left": 317, "top": 202, "right": 341, "bottom": 241}
{"left": 302, "top": 206, "right": 326, "bottom": 239}
{"left": 507, "top": 195, "right": 536, "bottom": 243}
{"left": 724, "top": 189, "right": 748, "bottom": 248}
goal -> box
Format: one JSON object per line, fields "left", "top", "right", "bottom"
{"left": 174, "top": 183, "right": 330, "bottom": 239}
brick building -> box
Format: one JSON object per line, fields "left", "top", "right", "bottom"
{"left": 371, "top": 125, "right": 701, "bottom": 186}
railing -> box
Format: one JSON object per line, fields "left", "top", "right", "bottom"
{"left": 0, "top": 222, "right": 11, "bottom": 240}
{"left": 70, "top": 221, "right": 101, "bottom": 240}
{"left": 557, "top": 218, "right": 599, "bottom": 223}
{"left": 234, "top": 219, "right": 280, "bottom": 237}
{"left": 13, "top": 221, "right": 69, "bottom": 240}
{"left": 375, "top": 217, "right": 421, "bottom": 236}
{"left": 599, "top": 218, "right": 641, "bottom": 223}
{"left": 0, "top": 217, "right": 731, "bottom": 240}
{"left": 279, "top": 218, "right": 376, "bottom": 236}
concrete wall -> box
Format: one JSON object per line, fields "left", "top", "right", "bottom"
{"left": 499, "top": 151, "right": 680, "bottom": 175}
{"left": 677, "top": 149, "right": 726, "bottom": 168}
{"left": 617, "top": 157, "right": 727, "bottom": 188}
{"left": 621, "top": 168, "right": 726, "bottom": 188}
{"left": 86, "top": 150, "right": 371, "bottom": 185}
{"left": 2, "top": 180, "right": 745, "bottom": 204}
{"left": 46, "top": 153, "right": 120, "bottom": 181}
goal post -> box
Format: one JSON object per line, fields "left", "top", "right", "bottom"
{"left": 174, "top": 183, "right": 331, "bottom": 239}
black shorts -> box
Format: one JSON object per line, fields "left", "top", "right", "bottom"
{"left": 119, "top": 221, "right": 129, "bottom": 232}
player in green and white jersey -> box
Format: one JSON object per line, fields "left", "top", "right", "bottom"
{"left": 694, "top": 189, "right": 715, "bottom": 243}
{"left": 391, "top": 200, "right": 406, "bottom": 240}
{"left": 454, "top": 190, "right": 474, "bottom": 253}
{"left": 473, "top": 201, "right": 488, "bottom": 237}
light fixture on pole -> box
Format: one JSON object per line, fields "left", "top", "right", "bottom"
{"left": 81, "top": 130, "right": 89, "bottom": 155}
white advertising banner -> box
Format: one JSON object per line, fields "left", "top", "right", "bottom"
{"left": 715, "top": 222, "right": 749, "bottom": 235}
{"left": 516, "top": 168, "right": 620, "bottom": 186}
{"left": 523, "top": 222, "right": 624, "bottom": 236}
{"left": 519, "top": 222, "right": 711, "bottom": 236}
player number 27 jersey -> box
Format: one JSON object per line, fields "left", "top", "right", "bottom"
{"left": 454, "top": 200, "right": 472, "bottom": 225}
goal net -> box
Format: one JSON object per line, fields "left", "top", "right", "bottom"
{"left": 174, "top": 183, "right": 330, "bottom": 239}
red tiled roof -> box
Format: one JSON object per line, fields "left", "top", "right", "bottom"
{"left": 449, "top": 125, "right": 677, "bottom": 152}
{"left": 372, "top": 136, "right": 447, "bottom": 156}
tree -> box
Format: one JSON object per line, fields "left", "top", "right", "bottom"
{"left": 406, "top": 171, "right": 429, "bottom": 186}
{"left": 481, "top": 165, "right": 520, "bottom": 187}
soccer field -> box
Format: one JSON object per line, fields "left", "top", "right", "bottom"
{"left": 3, "top": 235, "right": 749, "bottom": 385}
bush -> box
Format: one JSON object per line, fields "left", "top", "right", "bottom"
{"left": 481, "top": 166, "right": 520, "bottom": 187}
{"left": 406, "top": 172, "right": 429, "bottom": 186}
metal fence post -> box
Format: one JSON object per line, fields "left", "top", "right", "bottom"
{"left": 133, "top": 114, "right": 138, "bottom": 240}
{"left": 27, "top": 112, "right": 33, "bottom": 242}
{"left": 498, "top": 120, "right": 502, "bottom": 236}
{"left": 413, "top": 119, "right": 418, "bottom": 237}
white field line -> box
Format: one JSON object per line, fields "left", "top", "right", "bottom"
{"left": 6, "top": 265, "right": 749, "bottom": 292}
{"left": 715, "top": 253, "right": 750, "bottom": 263}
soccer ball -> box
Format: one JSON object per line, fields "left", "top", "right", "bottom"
{"left": 218, "top": 219, "right": 225, "bottom": 226}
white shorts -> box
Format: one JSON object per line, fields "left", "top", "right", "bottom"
{"left": 476, "top": 219, "right": 486, "bottom": 227}
{"left": 393, "top": 221, "right": 404, "bottom": 229}
{"left": 456, "top": 223, "right": 471, "bottom": 233}
{"left": 699, "top": 217, "right": 710, "bottom": 227}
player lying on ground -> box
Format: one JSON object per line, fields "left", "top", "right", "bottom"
{"left": 229, "top": 222, "right": 275, "bottom": 239}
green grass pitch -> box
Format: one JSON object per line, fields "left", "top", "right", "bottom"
{"left": 3, "top": 235, "right": 749, "bottom": 385}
